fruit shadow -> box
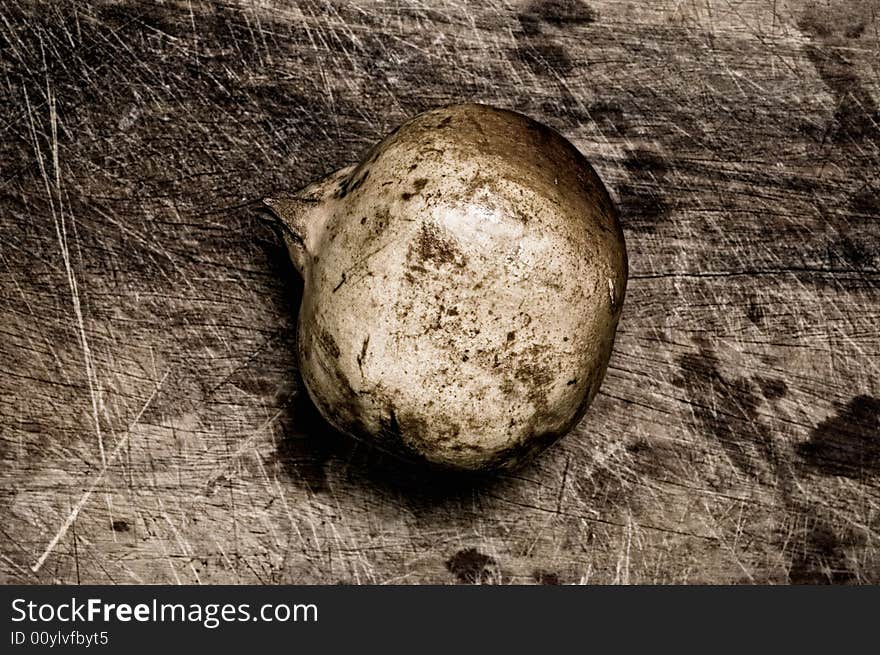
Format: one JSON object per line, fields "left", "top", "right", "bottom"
{"left": 257, "top": 209, "right": 510, "bottom": 506}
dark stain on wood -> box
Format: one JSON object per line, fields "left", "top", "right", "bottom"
{"left": 618, "top": 149, "right": 671, "bottom": 233}
{"left": 756, "top": 377, "right": 788, "bottom": 401}
{"left": 788, "top": 519, "right": 858, "bottom": 585}
{"left": 798, "top": 2, "right": 880, "bottom": 146}
{"left": 513, "top": 1, "right": 596, "bottom": 97}
{"left": 797, "top": 395, "right": 880, "bottom": 480}
{"left": 588, "top": 100, "right": 631, "bottom": 136}
{"left": 849, "top": 185, "right": 879, "bottom": 218}
{"left": 518, "top": 0, "right": 597, "bottom": 34}
{"left": 446, "top": 547, "right": 497, "bottom": 583}
{"left": 674, "top": 343, "right": 779, "bottom": 480}
{"left": 797, "top": 1, "right": 872, "bottom": 42}
{"left": 515, "top": 41, "right": 573, "bottom": 75}
{"left": 828, "top": 235, "right": 876, "bottom": 271}
{"left": 746, "top": 299, "right": 766, "bottom": 326}
{"left": 807, "top": 45, "right": 880, "bottom": 144}
{"left": 532, "top": 569, "right": 561, "bottom": 584}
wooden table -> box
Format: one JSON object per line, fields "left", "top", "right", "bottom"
{"left": 1, "top": 0, "right": 877, "bottom": 584}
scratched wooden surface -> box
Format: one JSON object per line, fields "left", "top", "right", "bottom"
{"left": 1, "top": 0, "right": 878, "bottom": 585}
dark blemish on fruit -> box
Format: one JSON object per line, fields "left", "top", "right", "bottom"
{"left": 522, "top": 119, "right": 559, "bottom": 149}
{"left": 438, "top": 116, "right": 452, "bottom": 128}
{"left": 111, "top": 520, "right": 130, "bottom": 532}
{"left": 317, "top": 326, "right": 341, "bottom": 359}
{"left": 462, "top": 112, "right": 487, "bottom": 139}
{"left": 401, "top": 177, "right": 428, "bottom": 201}
{"left": 515, "top": 358, "right": 553, "bottom": 411}
{"left": 567, "top": 378, "right": 577, "bottom": 385}
{"left": 500, "top": 378, "right": 516, "bottom": 396}
{"left": 371, "top": 207, "right": 391, "bottom": 234}
{"left": 335, "top": 169, "right": 370, "bottom": 199}
{"left": 462, "top": 172, "right": 499, "bottom": 198}
{"left": 310, "top": 348, "right": 375, "bottom": 443}
{"left": 797, "top": 395, "right": 880, "bottom": 479}
{"left": 510, "top": 205, "right": 533, "bottom": 224}
{"left": 506, "top": 331, "right": 516, "bottom": 342}
{"left": 412, "top": 222, "right": 466, "bottom": 267}
{"left": 356, "top": 335, "right": 370, "bottom": 375}
{"left": 395, "top": 411, "right": 434, "bottom": 448}
{"left": 332, "top": 272, "right": 346, "bottom": 293}
{"left": 423, "top": 420, "right": 458, "bottom": 446}
{"left": 446, "top": 548, "right": 497, "bottom": 584}
{"left": 376, "top": 405, "right": 411, "bottom": 456}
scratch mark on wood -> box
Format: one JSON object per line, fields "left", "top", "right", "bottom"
{"left": 31, "top": 371, "right": 169, "bottom": 573}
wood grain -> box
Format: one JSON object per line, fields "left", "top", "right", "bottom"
{"left": 1, "top": 0, "right": 878, "bottom": 584}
